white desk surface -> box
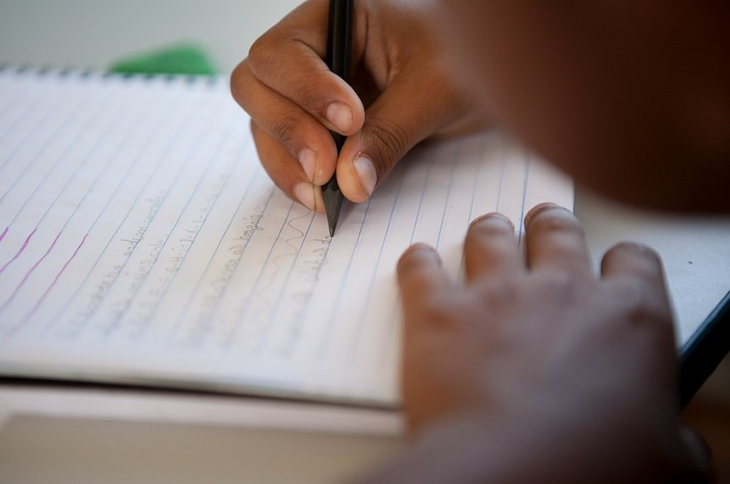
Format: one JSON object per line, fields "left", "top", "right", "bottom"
{"left": 1, "top": 1, "right": 729, "bottom": 483}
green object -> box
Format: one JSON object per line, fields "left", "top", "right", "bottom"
{"left": 109, "top": 44, "right": 217, "bottom": 75}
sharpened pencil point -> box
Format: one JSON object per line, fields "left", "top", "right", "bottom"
{"left": 323, "top": 175, "right": 344, "bottom": 236}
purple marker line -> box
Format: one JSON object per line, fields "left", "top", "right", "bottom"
{"left": 0, "top": 230, "right": 62, "bottom": 315}
{"left": 0, "top": 228, "right": 36, "bottom": 275}
{"left": 15, "top": 233, "right": 88, "bottom": 332}
{"left": 0, "top": 226, "right": 7, "bottom": 243}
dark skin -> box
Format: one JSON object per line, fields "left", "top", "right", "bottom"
{"left": 376, "top": 205, "right": 707, "bottom": 483}
{"left": 438, "top": 1, "right": 730, "bottom": 213}
{"left": 232, "top": 0, "right": 730, "bottom": 481}
{"left": 231, "top": 0, "right": 489, "bottom": 210}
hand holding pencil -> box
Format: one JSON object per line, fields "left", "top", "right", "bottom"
{"left": 231, "top": 0, "right": 490, "bottom": 216}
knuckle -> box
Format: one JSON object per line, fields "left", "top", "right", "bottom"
{"left": 292, "top": 76, "right": 331, "bottom": 116}
{"left": 543, "top": 271, "right": 584, "bottom": 301}
{"left": 268, "top": 117, "right": 298, "bottom": 154}
{"left": 611, "top": 279, "right": 672, "bottom": 329}
{"left": 419, "top": 296, "right": 460, "bottom": 329}
{"left": 229, "top": 61, "right": 245, "bottom": 93}
{"left": 362, "top": 116, "right": 412, "bottom": 175}
{"left": 247, "top": 34, "right": 279, "bottom": 74}
{"left": 248, "top": 36, "right": 334, "bottom": 123}
{"left": 478, "top": 278, "right": 519, "bottom": 307}
{"left": 230, "top": 60, "right": 254, "bottom": 105}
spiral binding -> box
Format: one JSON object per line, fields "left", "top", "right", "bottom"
{"left": 0, "top": 64, "right": 224, "bottom": 90}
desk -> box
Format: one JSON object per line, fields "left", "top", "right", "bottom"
{"left": 1, "top": 1, "right": 729, "bottom": 483}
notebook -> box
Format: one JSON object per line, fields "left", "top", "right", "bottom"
{"left": 0, "top": 67, "right": 573, "bottom": 406}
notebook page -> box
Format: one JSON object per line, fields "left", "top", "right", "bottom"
{"left": 0, "top": 68, "right": 573, "bottom": 406}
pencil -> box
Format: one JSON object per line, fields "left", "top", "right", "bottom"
{"left": 322, "top": 0, "right": 354, "bottom": 237}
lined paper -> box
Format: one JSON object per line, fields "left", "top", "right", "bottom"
{"left": 0, "top": 68, "right": 572, "bottom": 406}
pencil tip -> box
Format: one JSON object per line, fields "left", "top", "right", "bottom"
{"left": 322, "top": 176, "right": 345, "bottom": 237}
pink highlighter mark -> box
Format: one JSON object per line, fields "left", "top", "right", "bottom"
{"left": 0, "top": 230, "right": 62, "bottom": 315}
{"left": 18, "top": 233, "right": 88, "bottom": 330}
{"left": 0, "top": 228, "right": 37, "bottom": 275}
{"left": 18, "top": 234, "right": 89, "bottom": 334}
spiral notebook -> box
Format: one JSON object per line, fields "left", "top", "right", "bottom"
{"left": 0, "top": 67, "right": 573, "bottom": 406}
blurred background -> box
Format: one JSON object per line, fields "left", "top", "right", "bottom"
{"left": 0, "top": 0, "right": 301, "bottom": 74}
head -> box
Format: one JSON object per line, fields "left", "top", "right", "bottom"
{"left": 434, "top": 0, "right": 730, "bottom": 212}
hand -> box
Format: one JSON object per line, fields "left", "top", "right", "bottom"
{"left": 379, "top": 204, "right": 711, "bottom": 483}
{"left": 231, "top": 0, "right": 489, "bottom": 212}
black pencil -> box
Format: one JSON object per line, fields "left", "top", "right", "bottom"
{"left": 322, "top": 0, "right": 354, "bottom": 237}
{"left": 679, "top": 289, "right": 730, "bottom": 407}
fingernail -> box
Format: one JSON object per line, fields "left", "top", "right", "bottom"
{"left": 402, "top": 243, "right": 441, "bottom": 265}
{"left": 294, "top": 183, "right": 316, "bottom": 211}
{"left": 312, "top": 184, "right": 324, "bottom": 213}
{"left": 326, "top": 102, "right": 353, "bottom": 133}
{"left": 353, "top": 155, "right": 377, "bottom": 197}
{"left": 299, "top": 148, "right": 316, "bottom": 182}
{"left": 523, "top": 202, "right": 563, "bottom": 228}
{"left": 470, "top": 212, "right": 514, "bottom": 231}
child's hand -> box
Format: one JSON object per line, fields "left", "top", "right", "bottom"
{"left": 387, "top": 204, "right": 711, "bottom": 483}
{"left": 231, "top": 0, "right": 489, "bottom": 212}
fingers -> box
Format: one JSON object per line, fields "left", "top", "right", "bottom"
{"left": 232, "top": 58, "right": 343, "bottom": 188}
{"left": 231, "top": 0, "right": 365, "bottom": 191}
{"left": 397, "top": 214, "right": 520, "bottom": 318}
{"left": 600, "top": 241, "right": 667, "bottom": 291}
{"left": 247, "top": 0, "right": 365, "bottom": 138}
{"left": 251, "top": 122, "right": 325, "bottom": 212}
{"left": 524, "top": 203, "right": 593, "bottom": 276}
{"left": 463, "top": 213, "right": 521, "bottom": 283}
{"left": 234, "top": 0, "right": 488, "bottom": 210}
{"left": 398, "top": 243, "right": 451, "bottom": 310}
{"left": 336, "top": 62, "right": 475, "bottom": 203}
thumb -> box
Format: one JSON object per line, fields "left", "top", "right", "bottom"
{"left": 335, "top": 63, "right": 475, "bottom": 203}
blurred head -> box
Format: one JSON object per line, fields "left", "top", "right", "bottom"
{"left": 434, "top": 0, "right": 730, "bottom": 212}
